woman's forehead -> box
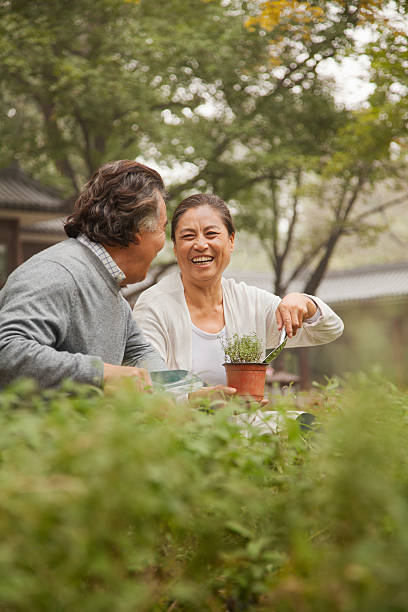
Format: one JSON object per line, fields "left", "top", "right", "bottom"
{"left": 177, "top": 205, "right": 223, "bottom": 228}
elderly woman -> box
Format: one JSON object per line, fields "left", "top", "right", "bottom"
{"left": 133, "top": 194, "right": 343, "bottom": 388}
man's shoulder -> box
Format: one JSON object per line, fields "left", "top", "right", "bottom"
{"left": 35, "top": 238, "right": 85, "bottom": 261}
{"left": 3, "top": 240, "right": 94, "bottom": 290}
{"left": 36, "top": 239, "right": 101, "bottom": 278}
{"left": 0, "top": 248, "right": 79, "bottom": 306}
{"left": 19, "top": 239, "right": 84, "bottom": 270}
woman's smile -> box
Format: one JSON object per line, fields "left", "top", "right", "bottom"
{"left": 191, "top": 255, "right": 215, "bottom": 267}
{"left": 173, "top": 205, "right": 234, "bottom": 285}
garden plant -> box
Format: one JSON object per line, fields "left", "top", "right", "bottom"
{"left": 222, "top": 332, "right": 267, "bottom": 401}
{"left": 0, "top": 373, "right": 407, "bottom": 610}
{"left": 222, "top": 333, "right": 264, "bottom": 364}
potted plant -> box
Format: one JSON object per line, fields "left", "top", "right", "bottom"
{"left": 222, "top": 332, "right": 267, "bottom": 401}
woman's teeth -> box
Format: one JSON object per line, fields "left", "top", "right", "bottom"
{"left": 192, "top": 256, "right": 214, "bottom": 265}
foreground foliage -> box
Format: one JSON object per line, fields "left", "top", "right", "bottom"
{"left": 0, "top": 375, "right": 407, "bottom": 611}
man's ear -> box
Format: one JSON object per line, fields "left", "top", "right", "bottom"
{"left": 133, "top": 233, "right": 142, "bottom": 245}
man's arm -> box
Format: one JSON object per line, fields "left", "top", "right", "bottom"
{"left": 122, "top": 304, "right": 167, "bottom": 372}
{"left": 0, "top": 264, "right": 104, "bottom": 389}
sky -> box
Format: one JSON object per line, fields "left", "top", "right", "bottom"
{"left": 316, "top": 24, "right": 378, "bottom": 109}
{"left": 317, "top": 55, "right": 375, "bottom": 109}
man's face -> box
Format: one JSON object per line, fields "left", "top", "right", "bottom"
{"left": 124, "top": 194, "right": 168, "bottom": 284}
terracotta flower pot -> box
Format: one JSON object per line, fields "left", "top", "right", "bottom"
{"left": 223, "top": 362, "right": 267, "bottom": 402}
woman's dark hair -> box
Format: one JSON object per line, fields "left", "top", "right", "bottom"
{"left": 171, "top": 194, "right": 235, "bottom": 242}
{"left": 64, "top": 160, "right": 165, "bottom": 246}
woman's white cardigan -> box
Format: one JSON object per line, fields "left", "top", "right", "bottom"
{"left": 133, "top": 271, "right": 344, "bottom": 371}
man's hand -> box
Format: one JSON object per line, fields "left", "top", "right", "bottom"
{"left": 276, "top": 293, "right": 317, "bottom": 338}
{"left": 103, "top": 363, "right": 152, "bottom": 391}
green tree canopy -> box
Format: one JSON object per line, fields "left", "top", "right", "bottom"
{"left": 1, "top": 0, "right": 407, "bottom": 293}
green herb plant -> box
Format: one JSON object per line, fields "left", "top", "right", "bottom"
{"left": 222, "top": 332, "right": 264, "bottom": 363}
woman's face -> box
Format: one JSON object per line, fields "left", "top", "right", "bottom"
{"left": 173, "top": 205, "right": 234, "bottom": 286}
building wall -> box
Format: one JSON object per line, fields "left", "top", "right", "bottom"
{"left": 0, "top": 218, "right": 20, "bottom": 284}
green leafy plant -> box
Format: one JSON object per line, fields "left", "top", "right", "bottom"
{"left": 0, "top": 374, "right": 407, "bottom": 611}
{"left": 222, "top": 332, "right": 264, "bottom": 363}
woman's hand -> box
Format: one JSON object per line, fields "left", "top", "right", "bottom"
{"left": 276, "top": 293, "right": 317, "bottom": 338}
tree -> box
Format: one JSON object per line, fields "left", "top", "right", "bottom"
{"left": 1, "top": 0, "right": 407, "bottom": 297}
{"left": 163, "top": 0, "right": 408, "bottom": 295}
{"left": 0, "top": 0, "right": 209, "bottom": 192}
{"left": 234, "top": 92, "right": 408, "bottom": 295}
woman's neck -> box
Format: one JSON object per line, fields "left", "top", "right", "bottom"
{"left": 182, "top": 277, "right": 223, "bottom": 309}
{"left": 182, "top": 276, "right": 225, "bottom": 333}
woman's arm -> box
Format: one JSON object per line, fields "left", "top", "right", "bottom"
{"left": 274, "top": 293, "right": 344, "bottom": 347}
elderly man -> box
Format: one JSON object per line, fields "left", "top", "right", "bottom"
{"left": 0, "top": 160, "right": 168, "bottom": 389}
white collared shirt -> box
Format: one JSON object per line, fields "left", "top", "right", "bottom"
{"left": 77, "top": 234, "right": 126, "bottom": 286}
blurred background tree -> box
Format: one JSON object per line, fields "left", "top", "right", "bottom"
{"left": 1, "top": 0, "right": 407, "bottom": 293}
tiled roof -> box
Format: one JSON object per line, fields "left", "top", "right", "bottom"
{"left": 21, "top": 217, "right": 67, "bottom": 234}
{"left": 0, "top": 165, "right": 65, "bottom": 212}
{"left": 224, "top": 270, "right": 275, "bottom": 292}
{"left": 313, "top": 262, "right": 408, "bottom": 304}
{"left": 225, "top": 261, "right": 408, "bottom": 305}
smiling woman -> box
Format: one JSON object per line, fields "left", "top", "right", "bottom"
{"left": 133, "top": 194, "right": 344, "bottom": 394}
{"left": 172, "top": 195, "right": 235, "bottom": 306}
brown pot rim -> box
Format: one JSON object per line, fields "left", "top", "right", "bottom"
{"left": 223, "top": 362, "right": 267, "bottom": 367}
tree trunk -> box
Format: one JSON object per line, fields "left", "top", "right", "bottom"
{"left": 303, "top": 231, "right": 341, "bottom": 295}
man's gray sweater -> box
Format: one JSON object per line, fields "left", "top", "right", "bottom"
{"left": 0, "top": 239, "right": 166, "bottom": 388}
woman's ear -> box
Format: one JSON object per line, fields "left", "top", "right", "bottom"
{"left": 230, "top": 233, "right": 235, "bottom": 251}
